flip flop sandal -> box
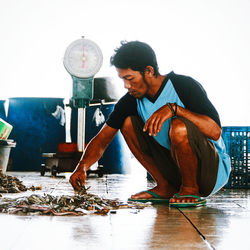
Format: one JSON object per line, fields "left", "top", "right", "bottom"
{"left": 128, "top": 190, "right": 170, "bottom": 204}
{"left": 169, "top": 193, "right": 207, "bottom": 208}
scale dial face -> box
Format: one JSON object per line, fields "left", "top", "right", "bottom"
{"left": 64, "top": 38, "right": 103, "bottom": 78}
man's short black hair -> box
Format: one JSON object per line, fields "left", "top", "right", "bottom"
{"left": 110, "top": 41, "right": 159, "bottom": 76}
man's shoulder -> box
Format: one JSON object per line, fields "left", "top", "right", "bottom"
{"left": 111, "top": 92, "right": 138, "bottom": 115}
{"left": 106, "top": 92, "right": 138, "bottom": 129}
{"left": 167, "top": 71, "right": 206, "bottom": 93}
{"left": 168, "top": 71, "right": 199, "bottom": 84}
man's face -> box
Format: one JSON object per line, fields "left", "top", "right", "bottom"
{"left": 116, "top": 68, "right": 149, "bottom": 99}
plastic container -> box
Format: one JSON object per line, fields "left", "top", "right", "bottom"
{"left": 91, "top": 77, "right": 121, "bottom": 103}
{"left": 7, "top": 97, "right": 66, "bottom": 171}
{"left": 57, "top": 142, "right": 78, "bottom": 153}
{"left": 222, "top": 126, "right": 250, "bottom": 188}
{"left": 70, "top": 104, "right": 132, "bottom": 174}
{"left": 0, "top": 118, "right": 13, "bottom": 140}
{"left": 0, "top": 140, "right": 16, "bottom": 173}
{"left": 0, "top": 100, "right": 6, "bottom": 120}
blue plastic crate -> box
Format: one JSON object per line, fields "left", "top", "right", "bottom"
{"left": 222, "top": 126, "right": 250, "bottom": 188}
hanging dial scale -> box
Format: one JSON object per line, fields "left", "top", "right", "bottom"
{"left": 63, "top": 37, "right": 103, "bottom": 107}
{"left": 63, "top": 37, "right": 103, "bottom": 151}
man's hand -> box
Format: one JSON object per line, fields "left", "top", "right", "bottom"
{"left": 143, "top": 104, "right": 173, "bottom": 136}
{"left": 69, "top": 168, "right": 87, "bottom": 192}
{"left": 69, "top": 124, "right": 118, "bottom": 192}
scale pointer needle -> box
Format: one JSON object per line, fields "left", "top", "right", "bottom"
{"left": 82, "top": 46, "right": 85, "bottom": 68}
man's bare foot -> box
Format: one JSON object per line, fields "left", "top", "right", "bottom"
{"left": 169, "top": 186, "right": 202, "bottom": 203}
{"left": 130, "top": 185, "right": 177, "bottom": 199}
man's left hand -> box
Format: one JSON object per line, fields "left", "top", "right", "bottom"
{"left": 143, "top": 104, "right": 173, "bottom": 136}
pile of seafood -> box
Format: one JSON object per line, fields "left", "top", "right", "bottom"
{"left": 0, "top": 170, "right": 41, "bottom": 195}
{"left": 0, "top": 191, "right": 150, "bottom": 216}
{"left": 0, "top": 175, "right": 150, "bottom": 216}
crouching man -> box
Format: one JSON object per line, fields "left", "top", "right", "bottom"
{"left": 70, "top": 41, "right": 231, "bottom": 207}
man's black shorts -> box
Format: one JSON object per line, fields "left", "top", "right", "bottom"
{"left": 131, "top": 116, "right": 219, "bottom": 197}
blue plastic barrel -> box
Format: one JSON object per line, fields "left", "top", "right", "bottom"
{"left": 7, "top": 98, "right": 66, "bottom": 171}
{"left": 0, "top": 100, "right": 6, "bottom": 120}
{"left": 71, "top": 104, "right": 132, "bottom": 174}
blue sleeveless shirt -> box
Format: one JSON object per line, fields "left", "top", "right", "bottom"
{"left": 137, "top": 79, "right": 184, "bottom": 150}
{"left": 136, "top": 78, "right": 231, "bottom": 195}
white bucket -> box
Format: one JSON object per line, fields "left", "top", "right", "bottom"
{"left": 0, "top": 140, "right": 16, "bottom": 173}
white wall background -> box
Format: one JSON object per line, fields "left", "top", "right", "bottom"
{"left": 0, "top": 0, "right": 249, "bottom": 126}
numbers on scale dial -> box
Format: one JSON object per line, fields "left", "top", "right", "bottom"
{"left": 67, "top": 42, "right": 100, "bottom": 78}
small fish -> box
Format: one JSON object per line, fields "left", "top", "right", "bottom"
{"left": 0, "top": 186, "right": 151, "bottom": 216}
{"left": 75, "top": 181, "right": 91, "bottom": 196}
{"left": 0, "top": 170, "right": 41, "bottom": 193}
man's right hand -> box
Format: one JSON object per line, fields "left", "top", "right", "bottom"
{"left": 69, "top": 124, "right": 118, "bottom": 191}
{"left": 69, "top": 168, "right": 87, "bottom": 191}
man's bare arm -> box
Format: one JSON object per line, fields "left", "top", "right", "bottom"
{"left": 176, "top": 105, "right": 221, "bottom": 140}
{"left": 69, "top": 124, "right": 118, "bottom": 190}
{"left": 144, "top": 104, "right": 221, "bottom": 141}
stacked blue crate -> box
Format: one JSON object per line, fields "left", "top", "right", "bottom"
{"left": 222, "top": 126, "right": 250, "bottom": 188}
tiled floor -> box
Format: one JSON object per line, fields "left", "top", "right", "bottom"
{"left": 0, "top": 171, "right": 250, "bottom": 250}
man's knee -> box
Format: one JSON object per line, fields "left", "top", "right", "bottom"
{"left": 169, "top": 118, "right": 188, "bottom": 146}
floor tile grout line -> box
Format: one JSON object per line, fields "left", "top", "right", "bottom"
{"left": 177, "top": 208, "right": 216, "bottom": 250}
{"left": 49, "top": 178, "right": 65, "bottom": 194}
{"left": 233, "top": 201, "right": 247, "bottom": 209}
{"left": 105, "top": 175, "right": 109, "bottom": 194}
